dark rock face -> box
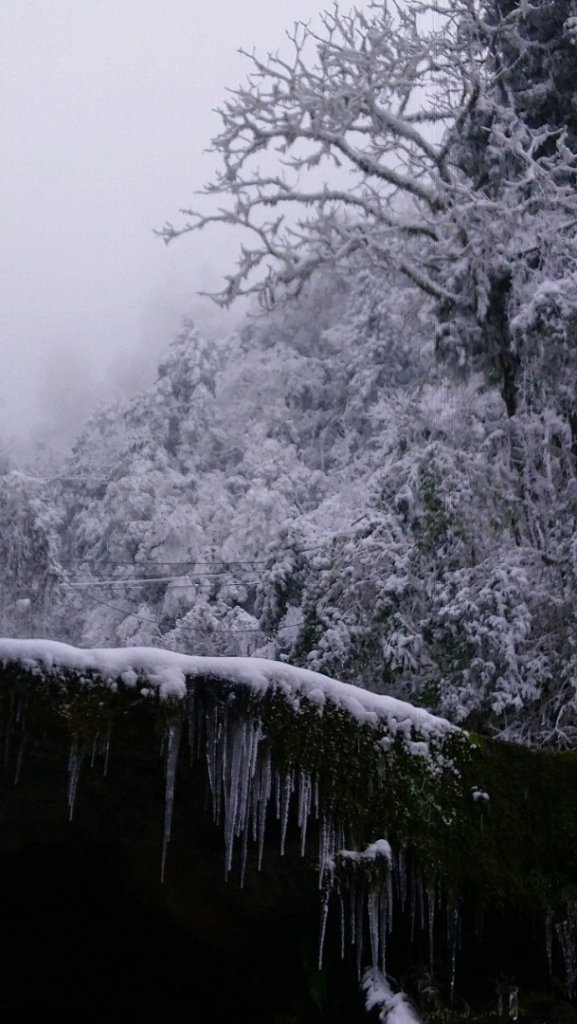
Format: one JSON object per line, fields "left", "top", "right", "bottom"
{"left": 0, "top": 709, "right": 366, "bottom": 1023}
{"left": 0, "top": 841, "right": 253, "bottom": 1022}
{"left": 2, "top": 665, "right": 577, "bottom": 1022}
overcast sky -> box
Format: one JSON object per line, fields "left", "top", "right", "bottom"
{"left": 1, "top": 0, "right": 354, "bottom": 455}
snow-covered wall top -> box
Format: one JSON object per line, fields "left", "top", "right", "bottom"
{"left": 0, "top": 637, "right": 478, "bottom": 1023}
{"left": 0, "top": 637, "right": 457, "bottom": 742}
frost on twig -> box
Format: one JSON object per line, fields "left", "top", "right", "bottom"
{"left": 160, "top": 0, "right": 577, "bottom": 419}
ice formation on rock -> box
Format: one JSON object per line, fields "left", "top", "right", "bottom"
{"left": 0, "top": 638, "right": 478, "bottom": 1015}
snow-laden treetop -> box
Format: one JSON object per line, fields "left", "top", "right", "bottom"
{"left": 0, "top": 637, "right": 456, "bottom": 744}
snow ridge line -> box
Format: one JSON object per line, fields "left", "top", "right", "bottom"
{"left": 0, "top": 637, "right": 457, "bottom": 740}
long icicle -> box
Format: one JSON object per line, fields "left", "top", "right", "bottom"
{"left": 67, "top": 738, "right": 83, "bottom": 822}
{"left": 318, "top": 886, "right": 331, "bottom": 970}
{"left": 257, "top": 748, "right": 272, "bottom": 871}
{"left": 279, "top": 768, "right": 294, "bottom": 857}
{"left": 161, "top": 719, "right": 182, "bottom": 883}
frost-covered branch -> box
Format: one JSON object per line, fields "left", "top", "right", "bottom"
{"left": 161, "top": 0, "right": 577, "bottom": 420}
{"left": 160, "top": 0, "right": 487, "bottom": 308}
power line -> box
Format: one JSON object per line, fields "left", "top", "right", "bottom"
{"left": 55, "top": 566, "right": 342, "bottom": 589}
{"left": 85, "top": 594, "right": 304, "bottom": 638}
{"left": 59, "top": 557, "right": 272, "bottom": 568}
{"left": 53, "top": 550, "right": 342, "bottom": 589}
{"left": 55, "top": 540, "right": 347, "bottom": 570}
{"left": 57, "top": 575, "right": 267, "bottom": 589}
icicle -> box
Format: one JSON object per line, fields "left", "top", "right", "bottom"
{"left": 386, "top": 862, "right": 394, "bottom": 934}
{"left": 102, "top": 724, "right": 111, "bottom": 777}
{"left": 223, "top": 719, "right": 246, "bottom": 877}
{"left": 313, "top": 776, "right": 320, "bottom": 819}
{"left": 350, "top": 879, "right": 357, "bottom": 947}
{"left": 239, "top": 812, "right": 250, "bottom": 889}
{"left": 339, "top": 892, "right": 346, "bottom": 960}
{"left": 204, "top": 702, "right": 222, "bottom": 825}
{"left": 318, "top": 816, "right": 327, "bottom": 888}
{"left": 279, "top": 769, "right": 294, "bottom": 857}
{"left": 160, "top": 719, "right": 182, "bottom": 883}
{"left": 557, "top": 920, "right": 575, "bottom": 998}
{"left": 239, "top": 721, "right": 260, "bottom": 837}
{"left": 329, "top": 822, "right": 338, "bottom": 875}
{"left": 508, "top": 985, "right": 519, "bottom": 1021}
{"left": 297, "top": 771, "right": 312, "bottom": 857}
{"left": 336, "top": 821, "right": 346, "bottom": 857}
{"left": 14, "top": 733, "right": 25, "bottom": 786}
{"left": 256, "top": 748, "right": 272, "bottom": 871}
{"left": 220, "top": 702, "right": 231, "bottom": 827}
{"left": 318, "top": 887, "right": 331, "bottom": 970}
{"left": 448, "top": 903, "right": 460, "bottom": 1004}
{"left": 367, "top": 890, "right": 381, "bottom": 968}
{"left": 380, "top": 888, "right": 388, "bottom": 974}
{"left": 318, "top": 815, "right": 335, "bottom": 889}
{"left": 556, "top": 901, "right": 577, "bottom": 998}
{"left": 274, "top": 767, "right": 282, "bottom": 820}
{"left": 67, "top": 739, "right": 83, "bottom": 822}
{"left": 222, "top": 716, "right": 260, "bottom": 878}
{"left": 90, "top": 735, "right": 98, "bottom": 769}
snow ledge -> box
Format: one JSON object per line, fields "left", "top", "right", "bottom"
{"left": 0, "top": 637, "right": 457, "bottom": 741}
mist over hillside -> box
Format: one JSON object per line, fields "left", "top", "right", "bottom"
{"left": 2, "top": 259, "right": 576, "bottom": 750}
{"left": 3, "top": 0, "right": 577, "bottom": 752}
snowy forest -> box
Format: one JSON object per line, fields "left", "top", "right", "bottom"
{"left": 4, "top": 0, "right": 577, "bottom": 751}
{"left": 4, "top": 0, "right": 577, "bottom": 1019}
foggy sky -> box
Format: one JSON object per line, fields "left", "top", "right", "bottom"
{"left": 1, "top": 0, "right": 354, "bottom": 456}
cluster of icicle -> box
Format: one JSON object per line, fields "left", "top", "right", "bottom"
{"left": 7, "top": 678, "right": 462, "bottom": 1003}
{"left": 9, "top": 673, "right": 577, "bottom": 1013}
{"left": 8, "top": 679, "right": 466, "bottom": 1016}
{"left": 546, "top": 902, "right": 577, "bottom": 999}
{"left": 63, "top": 688, "right": 577, "bottom": 1015}
{"left": 155, "top": 689, "right": 461, "bottom": 991}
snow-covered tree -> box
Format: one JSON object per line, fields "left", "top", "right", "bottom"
{"left": 161, "top": 0, "right": 577, "bottom": 421}
{"left": 440, "top": 0, "right": 577, "bottom": 420}
{"left": 487, "top": 0, "right": 577, "bottom": 152}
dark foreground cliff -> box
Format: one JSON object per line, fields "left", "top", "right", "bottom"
{"left": 1, "top": 641, "right": 577, "bottom": 1023}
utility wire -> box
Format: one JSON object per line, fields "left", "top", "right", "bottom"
{"left": 53, "top": 556, "right": 342, "bottom": 589}
{"left": 57, "top": 526, "right": 381, "bottom": 571}
{"left": 57, "top": 576, "right": 266, "bottom": 589}
{"left": 57, "top": 542, "right": 331, "bottom": 570}
{"left": 86, "top": 594, "right": 304, "bottom": 638}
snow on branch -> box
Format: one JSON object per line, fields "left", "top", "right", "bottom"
{"left": 159, "top": 0, "right": 481, "bottom": 307}
{"left": 159, "top": 0, "right": 577, "bottom": 389}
